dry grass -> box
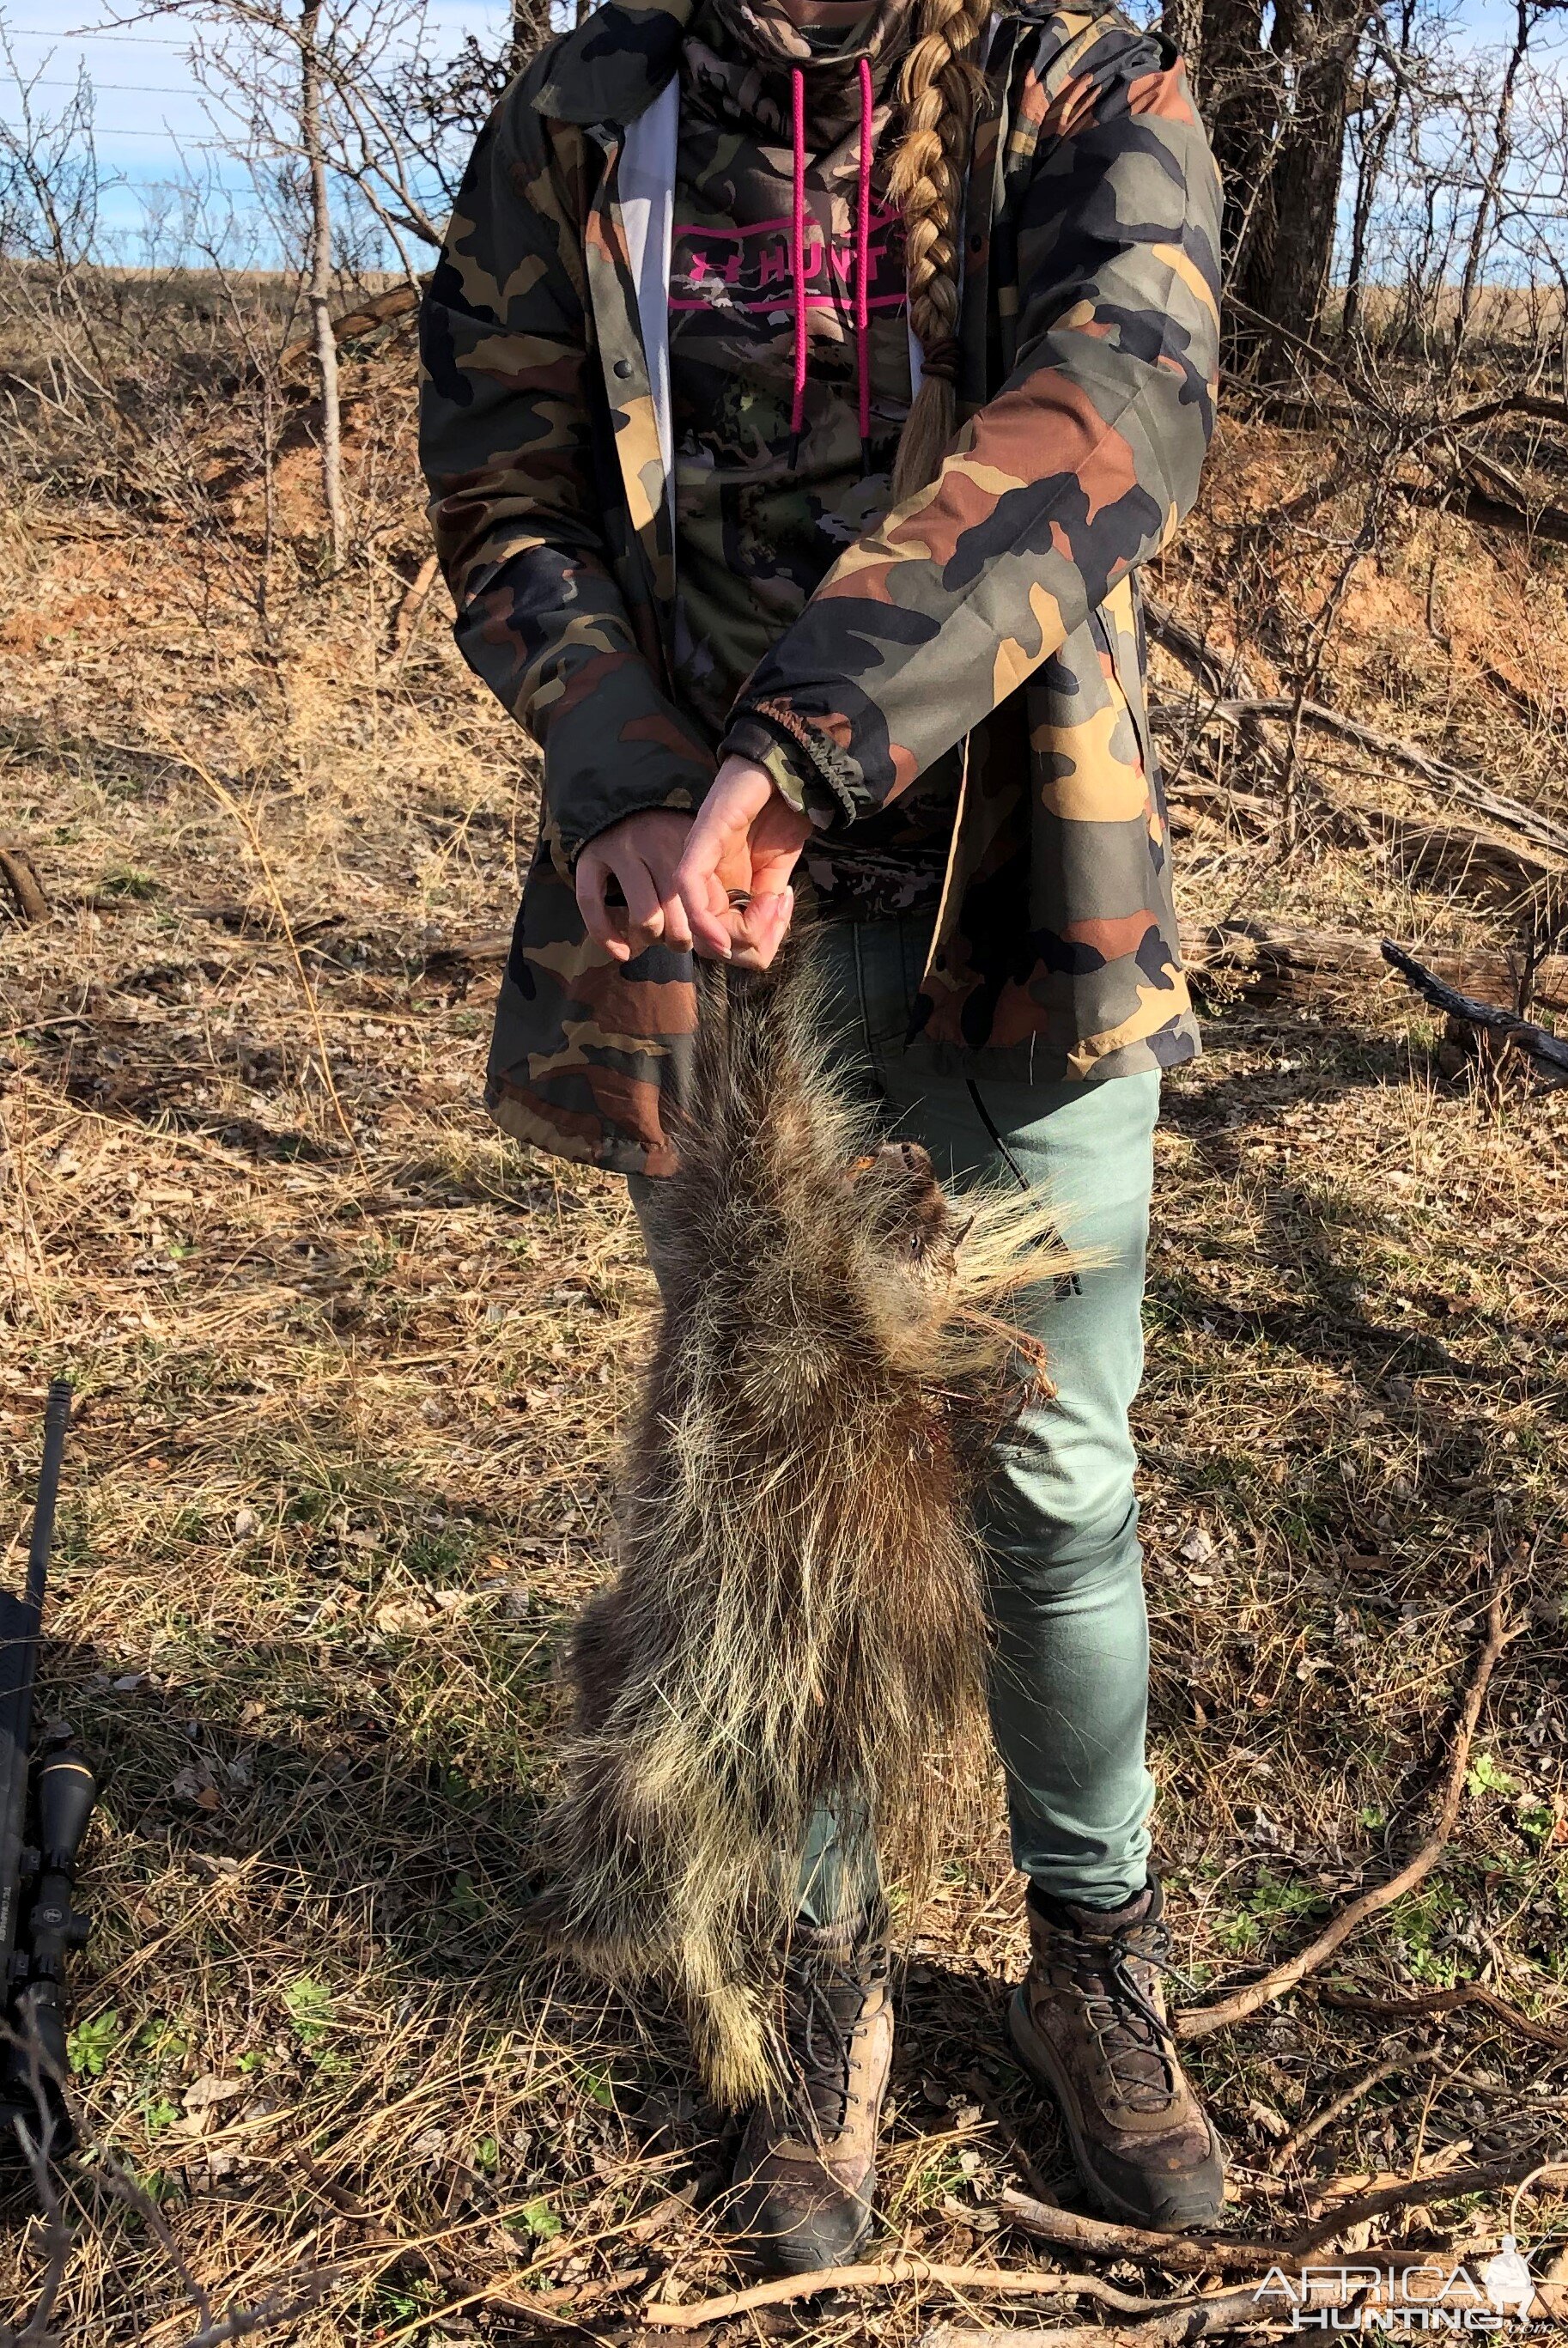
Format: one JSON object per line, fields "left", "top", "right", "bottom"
{"left": 0, "top": 334, "right": 1566, "bottom": 2345}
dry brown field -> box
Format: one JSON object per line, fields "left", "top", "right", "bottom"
{"left": 1, "top": 320, "right": 1566, "bottom": 2344}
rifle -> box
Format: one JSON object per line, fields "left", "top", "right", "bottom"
{"left": 0, "top": 1379, "right": 94, "bottom": 2157}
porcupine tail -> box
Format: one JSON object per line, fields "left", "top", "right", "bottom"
{"left": 527, "top": 934, "right": 1073, "bottom": 2105}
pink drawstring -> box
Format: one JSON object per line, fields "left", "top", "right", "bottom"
{"left": 787, "top": 55, "right": 877, "bottom": 476}
{"left": 789, "top": 65, "right": 808, "bottom": 463}
{"left": 854, "top": 54, "right": 873, "bottom": 472}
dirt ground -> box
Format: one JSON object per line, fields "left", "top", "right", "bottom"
{"left": 2, "top": 331, "right": 1567, "bottom": 2345}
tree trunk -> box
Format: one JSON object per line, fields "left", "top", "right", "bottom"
{"left": 1199, "top": 0, "right": 1278, "bottom": 303}
{"left": 1451, "top": 0, "right": 1531, "bottom": 368}
{"left": 301, "top": 0, "right": 346, "bottom": 571}
{"left": 1263, "top": 5, "right": 1364, "bottom": 334}
{"left": 1162, "top": 0, "right": 1204, "bottom": 89}
{"left": 1341, "top": 3, "right": 1411, "bottom": 348}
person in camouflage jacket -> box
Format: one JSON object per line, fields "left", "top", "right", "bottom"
{"left": 422, "top": 0, "right": 1225, "bottom": 2271}
{"left": 422, "top": 0, "right": 1219, "bottom": 1175}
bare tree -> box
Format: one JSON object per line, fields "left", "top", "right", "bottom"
{"left": 301, "top": 0, "right": 346, "bottom": 568}
{"left": 1447, "top": 0, "right": 1565, "bottom": 370}
{"left": 1340, "top": 0, "right": 1416, "bottom": 346}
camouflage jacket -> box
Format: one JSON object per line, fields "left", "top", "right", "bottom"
{"left": 420, "top": 0, "right": 1221, "bottom": 1175}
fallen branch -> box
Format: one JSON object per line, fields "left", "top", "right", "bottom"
{"left": 641, "top": 2258, "right": 1182, "bottom": 2331}
{"left": 1177, "top": 1588, "right": 1517, "bottom": 2040}
{"left": 1001, "top": 2153, "right": 1568, "bottom": 2278}
{"left": 1269, "top": 2047, "right": 1428, "bottom": 2171}
{"left": 997, "top": 2191, "right": 1287, "bottom": 2278}
{"left": 1180, "top": 920, "right": 1568, "bottom": 1013}
{"left": 1194, "top": 698, "right": 1568, "bottom": 860}
{"left": 999, "top": 2189, "right": 1481, "bottom": 2280}
{"left": 1319, "top": 1980, "right": 1568, "bottom": 2053}
{"left": 1381, "top": 941, "right": 1568, "bottom": 1079}
{"left": 1142, "top": 594, "right": 1262, "bottom": 702}
{"left": 387, "top": 552, "right": 441, "bottom": 653}
{"left": 279, "top": 279, "right": 424, "bottom": 370}
{"left": 1289, "top": 2154, "right": 1568, "bottom": 2254}
{"left": 648, "top": 2163, "right": 1568, "bottom": 2339}
{"left": 0, "top": 841, "right": 48, "bottom": 922}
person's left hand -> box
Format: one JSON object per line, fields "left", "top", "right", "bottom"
{"left": 672, "top": 755, "right": 812, "bottom": 966}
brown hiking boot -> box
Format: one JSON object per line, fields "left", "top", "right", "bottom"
{"left": 1007, "top": 1877, "right": 1225, "bottom": 2231}
{"left": 730, "top": 1914, "right": 892, "bottom": 2274}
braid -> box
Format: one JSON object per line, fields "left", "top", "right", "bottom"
{"left": 888, "top": 0, "right": 991, "bottom": 500}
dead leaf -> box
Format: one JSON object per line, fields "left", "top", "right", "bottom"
{"left": 184, "top": 2075, "right": 250, "bottom": 2114}
{"left": 1247, "top": 2097, "right": 1291, "bottom": 2139}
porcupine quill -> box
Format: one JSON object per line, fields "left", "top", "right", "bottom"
{"left": 526, "top": 936, "right": 1073, "bottom": 2106}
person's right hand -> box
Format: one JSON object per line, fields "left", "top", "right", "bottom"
{"left": 574, "top": 808, "right": 696, "bottom": 964}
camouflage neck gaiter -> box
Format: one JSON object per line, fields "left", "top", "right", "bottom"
{"left": 686, "top": 0, "right": 914, "bottom": 144}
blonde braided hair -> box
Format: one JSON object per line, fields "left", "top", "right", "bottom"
{"left": 888, "top": 0, "right": 992, "bottom": 500}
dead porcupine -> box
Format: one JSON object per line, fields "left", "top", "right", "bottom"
{"left": 528, "top": 937, "right": 1070, "bottom": 2108}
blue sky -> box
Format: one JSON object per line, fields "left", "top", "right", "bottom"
{"left": 0, "top": 0, "right": 1548, "bottom": 259}
{"left": 0, "top": 3, "right": 516, "bottom": 249}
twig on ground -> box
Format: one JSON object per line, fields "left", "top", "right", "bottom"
{"left": 0, "top": 842, "right": 49, "bottom": 923}
{"left": 1288, "top": 2154, "right": 1568, "bottom": 2254}
{"left": 1267, "top": 2047, "right": 1431, "bottom": 2171}
{"left": 997, "top": 2191, "right": 1284, "bottom": 2276}
{"left": 1178, "top": 1586, "right": 1518, "bottom": 2039}
{"left": 997, "top": 2187, "right": 1486, "bottom": 2279}
{"left": 1381, "top": 942, "right": 1568, "bottom": 1080}
{"left": 1195, "top": 699, "right": 1568, "bottom": 859}
{"left": 648, "top": 2160, "right": 1568, "bottom": 2338}
{"left": 1317, "top": 1981, "right": 1568, "bottom": 2053}
{"left": 387, "top": 551, "right": 440, "bottom": 654}
{"left": 1000, "top": 2156, "right": 1568, "bottom": 2278}
{"left": 641, "top": 2259, "right": 1194, "bottom": 2331}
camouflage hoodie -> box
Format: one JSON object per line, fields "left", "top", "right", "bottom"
{"left": 420, "top": 0, "right": 1222, "bottom": 1176}
{"left": 665, "top": 0, "right": 964, "bottom": 916}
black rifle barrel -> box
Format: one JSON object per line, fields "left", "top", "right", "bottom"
{"left": 26, "top": 1383, "right": 73, "bottom": 1618}
{"left": 0, "top": 1382, "right": 71, "bottom": 1975}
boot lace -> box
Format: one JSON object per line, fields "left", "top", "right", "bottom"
{"left": 1046, "top": 1912, "right": 1190, "bottom": 2114}
{"left": 780, "top": 1934, "right": 885, "bottom": 2144}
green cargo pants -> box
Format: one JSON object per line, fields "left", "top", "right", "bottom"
{"left": 629, "top": 912, "right": 1159, "bottom": 1915}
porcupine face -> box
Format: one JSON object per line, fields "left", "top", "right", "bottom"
{"left": 848, "top": 1138, "right": 959, "bottom": 1335}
